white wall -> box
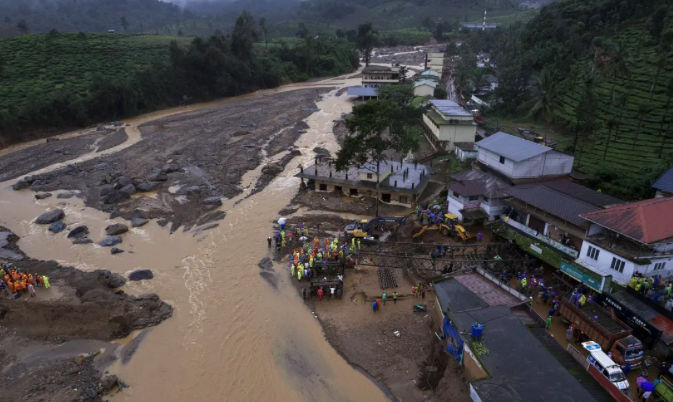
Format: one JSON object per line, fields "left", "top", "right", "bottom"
{"left": 455, "top": 148, "right": 478, "bottom": 161}
{"left": 477, "top": 147, "right": 574, "bottom": 180}
{"left": 578, "top": 241, "right": 637, "bottom": 285}
{"left": 448, "top": 196, "right": 464, "bottom": 221}
{"left": 414, "top": 85, "right": 435, "bottom": 97}
{"left": 359, "top": 165, "right": 392, "bottom": 182}
{"left": 447, "top": 190, "right": 503, "bottom": 222}
{"left": 422, "top": 115, "right": 476, "bottom": 152}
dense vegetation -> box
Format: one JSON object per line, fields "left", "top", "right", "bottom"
{"left": 0, "top": 12, "right": 358, "bottom": 147}
{"left": 466, "top": 0, "right": 673, "bottom": 199}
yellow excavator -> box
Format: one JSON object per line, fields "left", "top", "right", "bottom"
{"left": 344, "top": 217, "right": 407, "bottom": 239}
{"left": 413, "top": 213, "right": 475, "bottom": 241}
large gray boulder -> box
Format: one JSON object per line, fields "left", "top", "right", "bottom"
{"left": 48, "top": 221, "right": 66, "bottom": 233}
{"left": 35, "top": 193, "right": 52, "bottom": 200}
{"left": 35, "top": 209, "right": 65, "bottom": 224}
{"left": 203, "top": 196, "right": 223, "bottom": 206}
{"left": 131, "top": 218, "right": 149, "bottom": 228}
{"left": 103, "top": 190, "right": 130, "bottom": 204}
{"left": 105, "top": 223, "right": 129, "bottom": 236}
{"left": 131, "top": 209, "right": 148, "bottom": 219}
{"left": 72, "top": 237, "right": 93, "bottom": 245}
{"left": 67, "top": 226, "right": 89, "bottom": 238}
{"left": 119, "top": 184, "right": 137, "bottom": 195}
{"left": 12, "top": 179, "right": 30, "bottom": 190}
{"left": 117, "top": 177, "right": 133, "bottom": 187}
{"left": 137, "top": 182, "right": 159, "bottom": 192}
{"left": 147, "top": 172, "right": 167, "bottom": 182}
{"left": 128, "top": 269, "right": 153, "bottom": 281}
{"left": 99, "top": 236, "right": 122, "bottom": 247}
{"left": 111, "top": 247, "right": 124, "bottom": 255}
{"left": 99, "top": 185, "right": 115, "bottom": 197}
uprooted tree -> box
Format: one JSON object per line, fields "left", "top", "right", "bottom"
{"left": 335, "top": 97, "right": 422, "bottom": 216}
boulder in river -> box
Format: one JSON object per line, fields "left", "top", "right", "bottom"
{"left": 35, "top": 193, "right": 52, "bottom": 200}
{"left": 119, "top": 184, "right": 137, "bottom": 195}
{"left": 56, "top": 192, "right": 76, "bottom": 199}
{"left": 147, "top": 172, "right": 167, "bottom": 182}
{"left": 109, "top": 209, "right": 123, "bottom": 219}
{"left": 67, "top": 225, "right": 89, "bottom": 238}
{"left": 103, "top": 190, "right": 131, "bottom": 204}
{"left": 72, "top": 237, "right": 93, "bottom": 245}
{"left": 12, "top": 179, "right": 30, "bottom": 191}
{"left": 101, "top": 375, "right": 120, "bottom": 390}
{"left": 35, "top": 209, "right": 65, "bottom": 224}
{"left": 131, "top": 209, "right": 149, "bottom": 219}
{"left": 99, "top": 236, "right": 122, "bottom": 247}
{"left": 111, "top": 247, "right": 124, "bottom": 255}
{"left": 137, "top": 182, "right": 159, "bottom": 192}
{"left": 203, "top": 196, "right": 222, "bottom": 206}
{"left": 48, "top": 221, "right": 66, "bottom": 234}
{"left": 157, "top": 218, "right": 169, "bottom": 227}
{"left": 117, "top": 177, "right": 133, "bottom": 187}
{"left": 131, "top": 218, "right": 149, "bottom": 228}
{"left": 105, "top": 223, "right": 129, "bottom": 236}
{"left": 128, "top": 269, "right": 154, "bottom": 281}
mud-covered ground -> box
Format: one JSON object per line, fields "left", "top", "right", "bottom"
{"left": 0, "top": 227, "right": 172, "bottom": 401}
{"left": 6, "top": 89, "right": 330, "bottom": 231}
{"left": 0, "top": 128, "right": 125, "bottom": 182}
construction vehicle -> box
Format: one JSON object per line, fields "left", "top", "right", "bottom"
{"left": 413, "top": 213, "right": 475, "bottom": 241}
{"left": 344, "top": 217, "right": 406, "bottom": 240}
{"left": 517, "top": 127, "right": 557, "bottom": 148}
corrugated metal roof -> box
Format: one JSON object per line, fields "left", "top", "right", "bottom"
{"left": 448, "top": 170, "right": 510, "bottom": 199}
{"left": 346, "top": 87, "right": 378, "bottom": 97}
{"left": 504, "top": 185, "right": 600, "bottom": 226}
{"left": 580, "top": 197, "right": 673, "bottom": 244}
{"left": 653, "top": 166, "right": 673, "bottom": 194}
{"left": 429, "top": 99, "right": 472, "bottom": 117}
{"left": 475, "top": 131, "right": 551, "bottom": 162}
{"left": 539, "top": 180, "right": 625, "bottom": 208}
{"left": 413, "top": 80, "right": 437, "bottom": 88}
{"left": 611, "top": 291, "right": 673, "bottom": 345}
{"left": 420, "top": 70, "right": 441, "bottom": 78}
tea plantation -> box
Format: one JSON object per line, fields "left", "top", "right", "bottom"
{"left": 0, "top": 33, "right": 190, "bottom": 112}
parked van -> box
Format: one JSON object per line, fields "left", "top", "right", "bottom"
{"left": 582, "top": 341, "right": 630, "bottom": 395}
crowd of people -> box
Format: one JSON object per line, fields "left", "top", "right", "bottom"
{"left": 0, "top": 262, "right": 50, "bottom": 298}
{"left": 629, "top": 273, "right": 673, "bottom": 310}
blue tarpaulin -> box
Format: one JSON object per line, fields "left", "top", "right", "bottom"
{"left": 442, "top": 316, "right": 464, "bottom": 364}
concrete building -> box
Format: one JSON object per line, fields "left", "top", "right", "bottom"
{"left": 653, "top": 166, "right": 673, "bottom": 198}
{"left": 454, "top": 142, "right": 477, "bottom": 161}
{"left": 427, "top": 52, "right": 444, "bottom": 75}
{"left": 361, "top": 65, "right": 399, "bottom": 89}
{"left": 578, "top": 197, "right": 673, "bottom": 285}
{"left": 446, "top": 170, "right": 510, "bottom": 224}
{"left": 475, "top": 132, "right": 574, "bottom": 180}
{"left": 421, "top": 100, "right": 477, "bottom": 152}
{"left": 295, "top": 159, "right": 433, "bottom": 207}
{"left": 413, "top": 80, "right": 437, "bottom": 97}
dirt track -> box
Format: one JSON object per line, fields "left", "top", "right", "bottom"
{"left": 4, "top": 89, "right": 330, "bottom": 231}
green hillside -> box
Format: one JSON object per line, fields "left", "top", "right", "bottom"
{"left": 486, "top": 0, "right": 673, "bottom": 199}
{"left": 0, "top": 33, "right": 191, "bottom": 112}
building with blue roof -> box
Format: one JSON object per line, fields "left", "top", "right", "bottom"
{"left": 653, "top": 166, "right": 673, "bottom": 198}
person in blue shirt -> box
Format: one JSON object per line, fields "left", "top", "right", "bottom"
{"left": 372, "top": 299, "right": 378, "bottom": 312}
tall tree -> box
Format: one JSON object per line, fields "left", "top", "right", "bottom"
{"left": 632, "top": 103, "right": 650, "bottom": 150}
{"left": 356, "top": 22, "right": 378, "bottom": 66}
{"left": 602, "top": 40, "right": 631, "bottom": 103}
{"left": 658, "top": 78, "right": 673, "bottom": 158}
{"left": 335, "top": 99, "right": 422, "bottom": 216}
{"left": 121, "top": 16, "right": 129, "bottom": 32}
{"left": 649, "top": 30, "right": 673, "bottom": 101}
{"left": 259, "top": 17, "right": 268, "bottom": 47}
{"left": 231, "top": 11, "right": 257, "bottom": 60}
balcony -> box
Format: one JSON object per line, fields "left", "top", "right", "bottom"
{"left": 500, "top": 215, "right": 579, "bottom": 258}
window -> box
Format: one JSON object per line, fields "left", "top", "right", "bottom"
{"left": 468, "top": 196, "right": 479, "bottom": 201}
{"left": 366, "top": 173, "right": 373, "bottom": 179}
{"left": 334, "top": 186, "right": 343, "bottom": 193}
{"left": 654, "top": 262, "right": 667, "bottom": 271}
{"left": 586, "top": 245, "right": 600, "bottom": 261}
{"left": 499, "top": 156, "right": 506, "bottom": 164}
{"left": 382, "top": 194, "right": 391, "bottom": 203}
{"left": 319, "top": 183, "right": 327, "bottom": 191}
{"left": 452, "top": 191, "right": 461, "bottom": 198}
{"left": 610, "top": 257, "right": 625, "bottom": 273}
{"left": 350, "top": 188, "right": 358, "bottom": 196}
{"left": 399, "top": 196, "right": 408, "bottom": 204}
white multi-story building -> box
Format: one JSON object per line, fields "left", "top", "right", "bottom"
{"left": 421, "top": 100, "right": 476, "bottom": 152}
{"left": 577, "top": 197, "right": 673, "bottom": 285}
{"left": 475, "top": 132, "right": 574, "bottom": 180}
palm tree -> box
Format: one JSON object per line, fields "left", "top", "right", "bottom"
{"left": 632, "top": 103, "right": 650, "bottom": 150}
{"left": 603, "top": 119, "right": 617, "bottom": 160}
{"left": 649, "top": 31, "right": 673, "bottom": 101}
{"left": 522, "top": 68, "right": 561, "bottom": 128}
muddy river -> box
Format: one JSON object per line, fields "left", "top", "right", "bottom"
{"left": 0, "top": 72, "right": 393, "bottom": 401}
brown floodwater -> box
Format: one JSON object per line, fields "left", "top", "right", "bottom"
{"left": 0, "top": 72, "right": 395, "bottom": 402}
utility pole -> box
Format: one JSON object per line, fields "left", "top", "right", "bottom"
{"left": 140, "top": 21, "right": 144, "bottom": 34}
{"left": 482, "top": 9, "right": 487, "bottom": 31}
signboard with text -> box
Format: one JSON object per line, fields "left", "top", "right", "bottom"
{"left": 560, "top": 262, "right": 608, "bottom": 293}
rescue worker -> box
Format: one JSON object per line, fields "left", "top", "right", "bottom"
{"left": 393, "top": 291, "right": 398, "bottom": 304}
{"left": 291, "top": 263, "right": 296, "bottom": 278}
{"left": 313, "top": 236, "right": 319, "bottom": 249}
{"left": 382, "top": 291, "right": 387, "bottom": 305}
{"left": 579, "top": 293, "right": 587, "bottom": 308}
{"left": 281, "top": 231, "right": 286, "bottom": 247}
{"left": 297, "top": 266, "right": 303, "bottom": 280}
{"left": 357, "top": 239, "right": 361, "bottom": 251}
{"left": 317, "top": 287, "right": 324, "bottom": 301}
{"left": 520, "top": 277, "right": 528, "bottom": 291}
{"left": 635, "top": 278, "right": 642, "bottom": 292}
